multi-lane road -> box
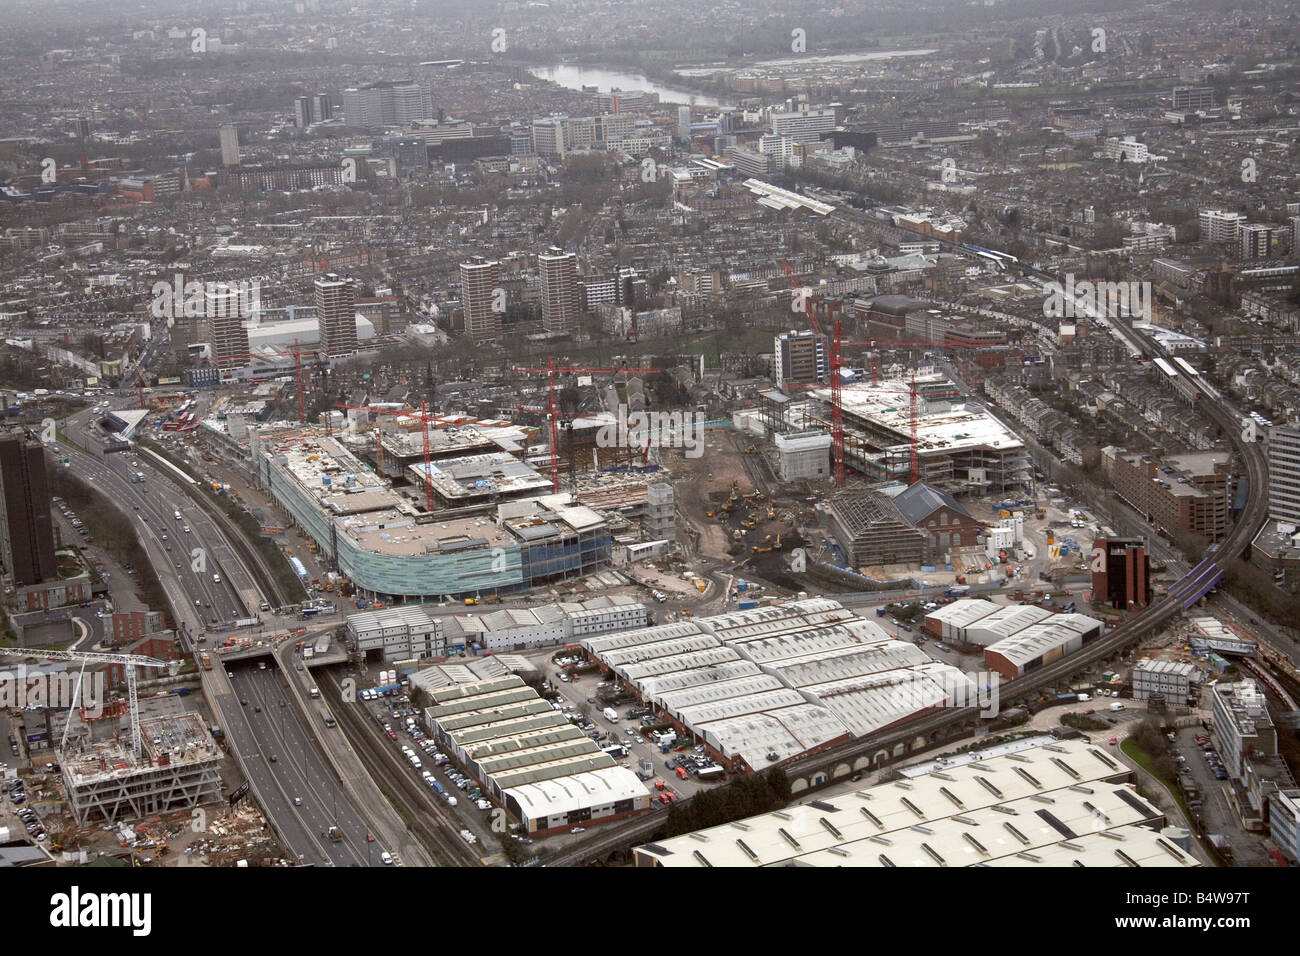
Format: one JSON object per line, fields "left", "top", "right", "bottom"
{"left": 60, "top": 409, "right": 247, "bottom": 629}
{"left": 226, "top": 662, "right": 378, "bottom": 867}
{"left": 48, "top": 403, "right": 408, "bottom": 866}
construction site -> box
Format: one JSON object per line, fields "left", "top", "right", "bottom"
{"left": 60, "top": 712, "right": 223, "bottom": 825}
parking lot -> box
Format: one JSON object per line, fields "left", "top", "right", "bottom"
{"left": 352, "top": 678, "right": 503, "bottom": 850}
{"left": 1169, "top": 725, "right": 1273, "bottom": 866}
{"left": 539, "top": 652, "right": 725, "bottom": 806}
{"left": 2, "top": 775, "right": 47, "bottom": 844}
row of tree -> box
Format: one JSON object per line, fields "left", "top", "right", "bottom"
{"left": 664, "top": 766, "right": 792, "bottom": 837}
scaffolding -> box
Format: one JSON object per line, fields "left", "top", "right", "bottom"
{"left": 60, "top": 713, "right": 223, "bottom": 825}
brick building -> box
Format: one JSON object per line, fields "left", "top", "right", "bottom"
{"left": 1101, "top": 447, "right": 1231, "bottom": 540}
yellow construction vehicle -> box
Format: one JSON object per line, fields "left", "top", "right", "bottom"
{"left": 745, "top": 445, "right": 756, "bottom": 454}
{"left": 705, "top": 510, "right": 714, "bottom": 517}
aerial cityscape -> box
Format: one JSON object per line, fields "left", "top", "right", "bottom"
{"left": 0, "top": 0, "right": 1296, "bottom": 898}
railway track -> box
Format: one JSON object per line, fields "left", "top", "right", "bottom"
{"left": 548, "top": 245, "right": 1269, "bottom": 867}
{"left": 322, "top": 668, "right": 482, "bottom": 868}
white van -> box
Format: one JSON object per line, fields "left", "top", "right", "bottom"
{"left": 1109, "top": 702, "right": 1126, "bottom": 711}
{"left": 213, "top": 574, "right": 221, "bottom": 583}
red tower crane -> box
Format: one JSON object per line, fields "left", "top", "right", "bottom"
{"left": 293, "top": 339, "right": 306, "bottom": 424}
{"left": 511, "top": 361, "right": 657, "bottom": 493}
{"left": 829, "top": 315, "right": 845, "bottom": 486}
{"left": 778, "top": 260, "right": 1013, "bottom": 487}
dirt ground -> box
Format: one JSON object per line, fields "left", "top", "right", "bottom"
{"left": 661, "top": 429, "right": 835, "bottom": 595}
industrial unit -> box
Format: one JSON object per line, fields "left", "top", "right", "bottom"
{"left": 347, "top": 593, "right": 648, "bottom": 660}
{"left": 583, "top": 598, "right": 973, "bottom": 773}
{"left": 982, "top": 614, "right": 1103, "bottom": 679}
{"left": 633, "top": 737, "right": 1195, "bottom": 867}
{"left": 422, "top": 675, "right": 650, "bottom": 835}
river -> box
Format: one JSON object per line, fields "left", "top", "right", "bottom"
{"left": 526, "top": 64, "right": 730, "bottom": 107}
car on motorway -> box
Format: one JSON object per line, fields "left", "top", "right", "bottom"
{"left": 269, "top": 755, "right": 277, "bottom": 763}
{"left": 240, "top": 699, "right": 248, "bottom": 706}
{"left": 293, "top": 797, "right": 302, "bottom": 806}
{"left": 254, "top": 705, "right": 261, "bottom": 713}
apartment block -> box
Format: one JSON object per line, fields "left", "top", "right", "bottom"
{"left": 773, "top": 330, "right": 826, "bottom": 384}
{"left": 1267, "top": 422, "right": 1300, "bottom": 524}
{"left": 202, "top": 284, "right": 251, "bottom": 370}
{"left": 0, "top": 429, "right": 56, "bottom": 587}
{"left": 1199, "top": 209, "right": 1245, "bottom": 243}
{"left": 538, "top": 249, "right": 578, "bottom": 335}
{"left": 314, "top": 273, "right": 358, "bottom": 357}
{"left": 1102, "top": 447, "right": 1231, "bottom": 540}
{"left": 460, "top": 259, "right": 502, "bottom": 342}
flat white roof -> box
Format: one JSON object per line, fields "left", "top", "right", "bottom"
{"left": 812, "top": 377, "right": 1025, "bottom": 456}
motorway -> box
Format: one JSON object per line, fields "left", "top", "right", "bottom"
{"left": 49, "top": 403, "right": 401, "bottom": 866}
{"left": 60, "top": 409, "right": 247, "bottom": 631}
{"left": 227, "top": 662, "right": 377, "bottom": 867}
